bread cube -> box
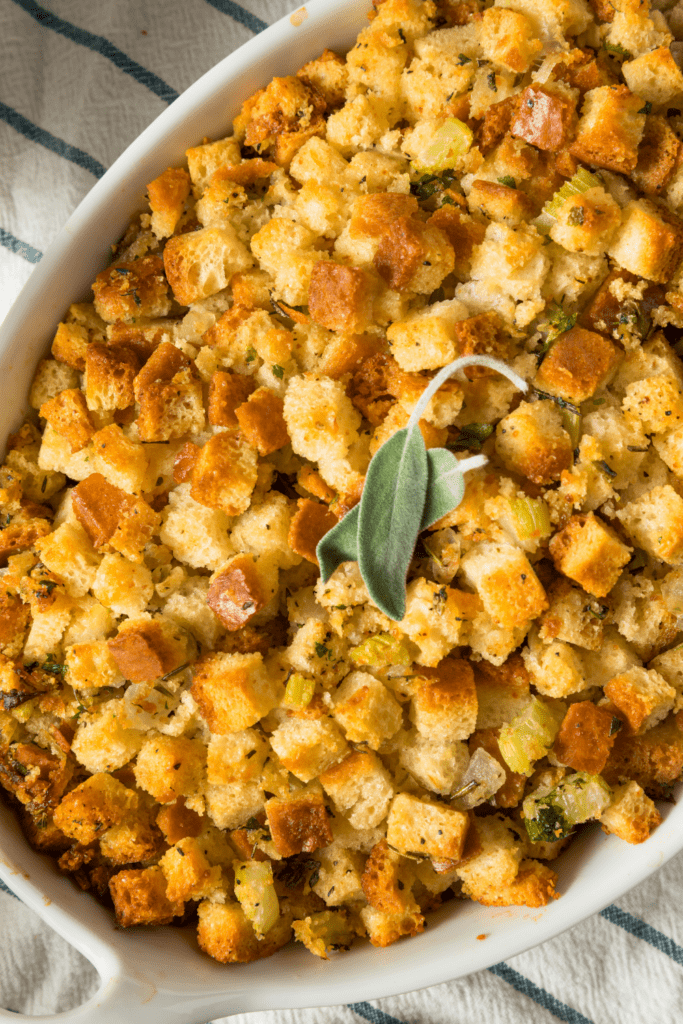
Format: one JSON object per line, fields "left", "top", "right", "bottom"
{"left": 208, "top": 370, "right": 256, "bottom": 428}
{"left": 537, "top": 579, "right": 605, "bottom": 652}
{"left": 607, "top": 200, "right": 683, "bottom": 284}
{"left": 309, "top": 844, "right": 365, "bottom": 907}
{"left": 460, "top": 542, "right": 548, "bottom": 631}
{"left": 622, "top": 375, "right": 683, "bottom": 434}
{"left": 549, "top": 513, "right": 631, "bottom": 598}
{"left": 410, "top": 657, "right": 477, "bottom": 742}
{"left": 39, "top": 389, "right": 94, "bottom": 453}
{"left": 99, "top": 809, "right": 163, "bottom": 866}
{"left": 269, "top": 717, "right": 348, "bottom": 782}
{"left": 511, "top": 85, "right": 577, "bottom": 151}
{"left": 427, "top": 205, "right": 486, "bottom": 280}
{"left": 134, "top": 734, "right": 206, "bottom": 804}
{"left": 54, "top": 772, "right": 138, "bottom": 843}
{"left": 362, "top": 839, "right": 419, "bottom": 918}
{"left": 387, "top": 793, "right": 469, "bottom": 861}
{"left": 62, "top": 593, "right": 113, "bottom": 647}
{"left": 474, "top": 656, "right": 531, "bottom": 730}
{"left": 600, "top": 780, "right": 662, "bottom": 844}
{"left": 108, "top": 616, "right": 194, "bottom": 683}
{"left": 29, "top": 358, "right": 80, "bottom": 409}
{"left": 110, "top": 866, "right": 183, "bottom": 927}
{"left": 399, "top": 734, "right": 470, "bottom": 796}
{"left": 549, "top": 187, "right": 622, "bottom": 257}
{"left": 360, "top": 905, "right": 425, "bottom": 948}
{"left": 35, "top": 521, "right": 99, "bottom": 598}
{"left": 147, "top": 166, "right": 191, "bottom": 239}
{"left": 399, "top": 579, "right": 479, "bottom": 667}
{"left": 51, "top": 322, "right": 89, "bottom": 371}
{"left": 72, "top": 472, "right": 160, "bottom": 563}
{"left": 65, "top": 640, "right": 125, "bottom": 691}
{"left": 650, "top": 645, "right": 683, "bottom": 712}
{"left": 308, "top": 262, "right": 375, "bottom": 334}
{"left": 496, "top": 398, "right": 574, "bottom": 486}
{"left": 91, "top": 552, "right": 154, "bottom": 618}
{"left": 160, "top": 483, "right": 234, "bottom": 571}
{"left": 159, "top": 835, "right": 222, "bottom": 903}
{"left": 70, "top": 700, "right": 145, "bottom": 773}
{"left": 190, "top": 432, "right": 258, "bottom": 517}
{"left": 185, "top": 135, "right": 240, "bottom": 191}
{"left": 616, "top": 485, "right": 683, "bottom": 564}
{"left": 83, "top": 344, "right": 139, "bottom": 412}
{"left": 455, "top": 812, "right": 523, "bottom": 900}
{"left": 319, "top": 751, "right": 393, "bottom": 828}
{"left": 297, "top": 47, "right": 348, "bottom": 107}
{"left": 134, "top": 342, "right": 205, "bottom": 442}
{"left": 604, "top": 666, "right": 676, "bottom": 733}
{"left": 206, "top": 553, "right": 275, "bottom": 631}
{"left": 535, "top": 327, "right": 620, "bottom": 405}
{"left": 631, "top": 116, "right": 681, "bottom": 198}
{"left": 163, "top": 575, "right": 222, "bottom": 650}
{"left": 467, "top": 180, "right": 535, "bottom": 229}
{"left": 374, "top": 216, "right": 454, "bottom": 296}
{"left": 106, "top": 319, "right": 168, "bottom": 361}
{"left": 164, "top": 225, "right": 252, "bottom": 306}
{"left": 287, "top": 499, "right": 338, "bottom": 566}
{"left": 234, "top": 388, "right": 289, "bottom": 457}
{"left": 265, "top": 784, "right": 333, "bottom": 857}
{"left": 204, "top": 781, "right": 264, "bottom": 830}
{"left": 480, "top": 7, "right": 542, "bottom": 72}
{"left": 333, "top": 671, "right": 403, "bottom": 749}
{"left": 156, "top": 798, "right": 203, "bottom": 844}
{"left": 207, "top": 729, "right": 269, "bottom": 786}
{"left": 284, "top": 619, "right": 349, "bottom": 690}
{"left": 90, "top": 424, "right": 148, "bottom": 494}
{"left": 92, "top": 255, "right": 171, "bottom": 324}
{"left": 623, "top": 45, "right": 683, "bottom": 106}
{"left": 570, "top": 86, "right": 645, "bottom": 174}
{"left": 283, "top": 374, "right": 360, "bottom": 463}
{"left": 386, "top": 298, "right": 469, "bottom": 372}
{"left": 230, "top": 492, "right": 300, "bottom": 570}
{"left": 191, "top": 651, "right": 282, "bottom": 733}
{"left": 197, "top": 900, "right": 289, "bottom": 963}
{"left": 553, "top": 701, "right": 617, "bottom": 774}
{"left": 251, "top": 219, "right": 326, "bottom": 307}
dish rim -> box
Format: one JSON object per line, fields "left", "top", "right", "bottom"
{"left": 1, "top": 0, "right": 683, "bottom": 1019}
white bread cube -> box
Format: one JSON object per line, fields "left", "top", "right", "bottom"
{"left": 62, "top": 595, "right": 113, "bottom": 646}
{"left": 606, "top": 1, "right": 672, "bottom": 60}
{"left": 604, "top": 665, "right": 675, "bottom": 733}
{"left": 386, "top": 299, "right": 470, "bottom": 372}
{"left": 387, "top": 792, "right": 469, "bottom": 861}
{"left": 600, "top": 781, "right": 662, "bottom": 844}
{"left": 622, "top": 46, "right": 683, "bottom": 107}
{"left": 29, "top": 359, "right": 80, "bottom": 409}
{"left": 22, "top": 596, "right": 73, "bottom": 664}
{"left": 160, "top": 483, "right": 235, "bottom": 571}
{"left": 230, "top": 492, "right": 301, "bottom": 570}
{"left": 495, "top": 400, "right": 573, "bottom": 486}
{"left": 250, "top": 219, "right": 326, "bottom": 306}
{"left": 325, "top": 94, "right": 391, "bottom": 156}
{"left": 616, "top": 484, "right": 683, "bottom": 564}
{"left": 522, "top": 631, "right": 588, "bottom": 699}
{"left": 164, "top": 225, "right": 253, "bottom": 305}
{"left": 333, "top": 671, "right": 403, "bottom": 749}
{"left": 71, "top": 700, "right": 145, "bottom": 773}
{"left": 65, "top": 641, "right": 124, "bottom": 691}
{"left": 480, "top": 8, "right": 542, "bottom": 72}
{"left": 622, "top": 375, "right": 683, "bottom": 435}
{"left": 410, "top": 657, "right": 478, "bottom": 742}
{"left": 35, "top": 521, "right": 100, "bottom": 598}
{"left": 185, "top": 136, "right": 241, "bottom": 192}
{"left": 205, "top": 781, "right": 264, "bottom": 831}
{"left": 284, "top": 619, "right": 349, "bottom": 690}
{"left": 92, "top": 553, "right": 154, "bottom": 618}
{"left": 398, "top": 579, "right": 478, "bottom": 667}
{"left": 283, "top": 374, "right": 360, "bottom": 464}
{"left": 163, "top": 576, "right": 223, "bottom": 650}
{"left": 269, "top": 717, "right": 349, "bottom": 782}
{"left": 311, "top": 845, "right": 365, "bottom": 906}
{"left": 399, "top": 733, "right": 469, "bottom": 796}
{"left": 496, "top": 0, "right": 592, "bottom": 40}
{"left": 455, "top": 812, "right": 523, "bottom": 902}
{"left": 607, "top": 200, "right": 683, "bottom": 283}
{"left": 650, "top": 645, "right": 683, "bottom": 711}
{"left": 91, "top": 425, "right": 148, "bottom": 494}
{"left": 459, "top": 542, "right": 548, "bottom": 631}
{"left": 319, "top": 750, "right": 394, "bottom": 828}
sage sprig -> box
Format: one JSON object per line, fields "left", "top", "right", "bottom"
{"left": 317, "top": 355, "right": 528, "bottom": 621}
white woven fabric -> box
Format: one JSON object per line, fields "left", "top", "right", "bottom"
{"left": 1, "top": 2, "right": 683, "bottom": 1022}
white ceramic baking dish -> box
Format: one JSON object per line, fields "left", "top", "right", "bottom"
{"left": 1, "top": 1, "right": 682, "bottom": 1020}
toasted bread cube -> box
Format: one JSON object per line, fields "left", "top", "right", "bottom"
{"left": 308, "top": 262, "right": 375, "bottom": 334}
{"left": 284, "top": 619, "right": 349, "bottom": 689}
{"left": 72, "top": 473, "right": 160, "bottom": 563}
{"left": 69, "top": 696, "right": 144, "bottom": 772}
{"left": 474, "top": 656, "right": 531, "bottom": 729}
{"left": 106, "top": 319, "right": 168, "bottom": 361}
{"left": 522, "top": 629, "right": 589, "bottom": 698}
{"left": 164, "top": 225, "right": 253, "bottom": 306}
{"left": 287, "top": 499, "right": 338, "bottom": 566}
{"left": 83, "top": 343, "right": 139, "bottom": 412}
{"left": 207, "top": 729, "right": 269, "bottom": 786}
{"left": 197, "top": 899, "right": 291, "bottom": 963}
{"left": 467, "top": 181, "right": 536, "bottom": 229}
{"left": 622, "top": 375, "right": 683, "bottom": 435}
{"left": 231, "top": 492, "right": 300, "bottom": 569}
{"left": 134, "top": 342, "right": 205, "bottom": 442}
{"left": 108, "top": 616, "right": 194, "bottom": 683}
{"left": 93, "top": 256, "right": 171, "bottom": 324}
{"left": 208, "top": 370, "right": 255, "bottom": 427}
{"left": 604, "top": 666, "right": 675, "bottom": 733}
{"left": 569, "top": 85, "right": 645, "bottom": 174}
{"left": 292, "top": 910, "right": 357, "bottom": 960}
{"left": 455, "top": 812, "right": 523, "bottom": 900}
{"left": 428, "top": 205, "right": 486, "bottom": 280}
{"left": 549, "top": 187, "right": 622, "bottom": 257}
{"left": 160, "top": 483, "right": 234, "bottom": 571}
{"left": 0, "top": 590, "right": 30, "bottom": 658}
{"left": 480, "top": 7, "right": 542, "bottom": 72}
{"left": 65, "top": 640, "right": 125, "bottom": 691}
{"left": 622, "top": 46, "right": 683, "bottom": 107}
{"left": 156, "top": 799, "right": 203, "bottom": 844}
{"left": 631, "top": 116, "right": 680, "bottom": 198}
{"left": 360, "top": 905, "right": 425, "bottom": 948}
{"left": 159, "top": 836, "right": 222, "bottom": 902}
{"left": 90, "top": 424, "right": 148, "bottom": 494}
{"left": 54, "top": 772, "right": 138, "bottom": 843}
{"left": 604, "top": 715, "right": 683, "bottom": 798}
{"left": 374, "top": 217, "right": 454, "bottom": 295}
{"left": 616, "top": 485, "right": 683, "bottom": 564}
{"left": 134, "top": 734, "right": 206, "bottom": 804}
{"left": 410, "top": 657, "right": 478, "bottom": 742}
{"left": 600, "top": 780, "right": 662, "bottom": 844}
{"left": 535, "top": 327, "right": 620, "bottom": 404}
{"left": 265, "top": 784, "right": 333, "bottom": 857}
{"left": 460, "top": 543, "right": 548, "bottom": 631}
{"left": 205, "top": 781, "right": 264, "bottom": 830}
{"left": 333, "top": 671, "right": 403, "bottom": 750}
{"left": 362, "top": 839, "right": 418, "bottom": 917}
{"left": 234, "top": 388, "right": 289, "bottom": 456}
{"left": 51, "top": 321, "right": 90, "bottom": 371}
{"left": 473, "top": 858, "right": 558, "bottom": 907}
{"left": 110, "top": 866, "right": 183, "bottom": 927}
{"left": 387, "top": 793, "right": 469, "bottom": 861}
{"left": 29, "top": 358, "right": 80, "bottom": 409}
{"left": 190, "top": 432, "right": 258, "bottom": 516}
{"left": 206, "top": 553, "right": 273, "bottom": 631}
{"left": 39, "top": 389, "right": 94, "bottom": 453}
{"left": 186, "top": 136, "right": 241, "bottom": 191}
{"left": 553, "top": 701, "right": 617, "bottom": 774}
{"left": 398, "top": 579, "right": 479, "bottom": 667}
{"left": 399, "top": 734, "right": 470, "bottom": 796}
{"left": 251, "top": 219, "right": 326, "bottom": 307}
{"left": 147, "top": 166, "right": 191, "bottom": 239}
{"left": 607, "top": 200, "right": 683, "bottom": 284}
{"left": 319, "top": 751, "right": 393, "bottom": 829}
{"left": 538, "top": 578, "right": 607, "bottom": 651}
{"left": 191, "top": 651, "right": 282, "bottom": 733}
{"left": 310, "top": 844, "right": 365, "bottom": 906}
{"left": 297, "top": 47, "right": 348, "bottom": 107}
{"left": 35, "top": 520, "right": 99, "bottom": 598}
{"left": 386, "top": 298, "right": 469, "bottom": 372}
{"left": 92, "top": 552, "right": 154, "bottom": 618}
{"left": 511, "top": 85, "right": 577, "bottom": 151}
{"left": 550, "top": 513, "right": 631, "bottom": 598}
{"left": 650, "top": 646, "right": 683, "bottom": 712}
{"left": 283, "top": 373, "right": 361, "bottom": 463}
{"left": 496, "top": 400, "right": 573, "bottom": 485}
{"left": 269, "top": 717, "right": 349, "bottom": 782}
{"left": 99, "top": 808, "right": 163, "bottom": 866}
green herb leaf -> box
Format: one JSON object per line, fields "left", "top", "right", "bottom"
{"left": 272, "top": 364, "right": 285, "bottom": 379}
{"left": 421, "top": 448, "right": 485, "bottom": 530}
{"left": 317, "top": 504, "right": 360, "bottom": 582}
{"left": 497, "top": 175, "right": 516, "bottom": 188}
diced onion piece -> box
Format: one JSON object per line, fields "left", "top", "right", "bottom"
{"left": 284, "top": 673, "right": 316, "bottom": 708}
{"left": 451, "top": 748, "right": 506, "bottom": 809}
{"left": 349, "top": 633, "right": 411, "bottom": 669}
{"left": 498, "top": 696, "right": 565, "bottom": 775}
{"left": 233, "top": 860, "right": 279, "bottom": 937}
{"left": 543, "top": 167, "right": 603, "bottom": 219}
{"left": 509, "top": 497, "right": 551, "bottom": 541}
{"left": 418, "top": 118, "right": 473, "bottom": 173}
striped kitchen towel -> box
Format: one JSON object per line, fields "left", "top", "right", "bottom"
{"left": 2, "top": 1, "right": 683, "bottom": 1022}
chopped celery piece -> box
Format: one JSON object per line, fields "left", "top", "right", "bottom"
{"left": 284, "top": 673, "right": 316, "bottom": 708}
{"left": 523, "top": 772, "right": 612, "bottom": 842}
{"left": 349, "top": 632, "right": 411, "bottom": 669}
{"left": 498, "top": 697, "right": 565, "bottom": 775}
{"left": 543, "top": 167, "right": 603, "bottom": 219}
{"left": 562, "top": 408, "right": 582, "bottom": 450}
{"left": 233, "top": 859, "right": 279, "bottom": 937}
{"left": 418, "top": 118, "right": 473, "bottom": 173}
{"left": 509, "top": 497, "right": 551, "bottom": 541}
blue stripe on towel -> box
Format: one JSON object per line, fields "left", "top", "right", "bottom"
{"left": 0, "top": 101, "right": 106, "bottom": 178}
{"left": 489, "top": 962, "right": 595, "bottom": 1024}
{"left": 0, "top": 227, "right": 43, "bottom": 263}
{"left": 202, "top": 0, "right": 268, "bottom": 34}
{"left": 600, "top": 905, "right": 683, "bottom": 968}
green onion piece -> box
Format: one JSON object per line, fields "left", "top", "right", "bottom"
{"left": 233, "top": 860, "right": 280, "bottom": 937}
{"left": 418, "top": 118, "right": 473, "bottom": 173}
{"left": 284, "top": 673, "right": 316, "bottom": 708}
{"left": 509, "top": 497, "right": 551, "bottom": 541}
{"left": 349, "top": 633, "right": 411, "bottom": 669}
{"left": 543, "top": 167, "right": 604, "bottom": 219}
{"left": 498, "top": 697, "right": 565, "bottom": 775}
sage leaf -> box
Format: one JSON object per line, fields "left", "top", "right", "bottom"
{"left": 358, "top": 426, "right": 428, "bottom": 622}
{"left": 421, "top": 450, "right": 487, "bottom": 530}
{"left": 317, "top": 503, "right": 360, "bottom": 582}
